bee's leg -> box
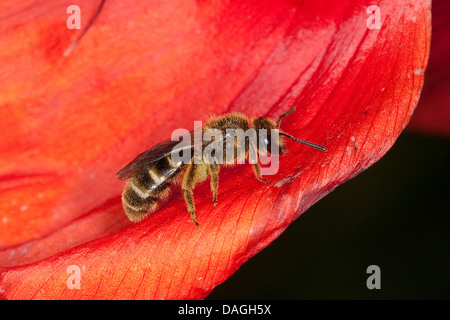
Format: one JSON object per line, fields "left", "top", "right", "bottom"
{"left": 252, "top": 162, "right": 269, "bottom": 183}
{"left": 248, "top": 141, "right": 268, "bottom": 183}
{"left": 207, "top": 161, "right": 219, "bottom": 206}
{"left": 182, "top": 163, "right": 200, "bottom": 226}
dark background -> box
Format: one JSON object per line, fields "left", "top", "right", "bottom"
{"left": 208, "top": 130, "right": 450, "bottom": 299}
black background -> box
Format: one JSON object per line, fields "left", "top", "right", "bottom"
{"left": 208, "top": 130, "right": 450, "bottom": 299}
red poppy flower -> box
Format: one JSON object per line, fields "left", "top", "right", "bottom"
{"left": 0, "top": 0, "right": 430, "bottom": 299}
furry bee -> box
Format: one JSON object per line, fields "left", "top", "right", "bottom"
{"left": 116, "top": 107, "right": 326, "bottom": 226}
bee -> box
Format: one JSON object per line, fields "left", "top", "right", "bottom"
{"left": 116, "top": 107, "right": 326, "bottom": 226}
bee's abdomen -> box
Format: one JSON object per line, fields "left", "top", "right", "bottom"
{"left": 122, "top": 156, "right": 184, "bottom": 222}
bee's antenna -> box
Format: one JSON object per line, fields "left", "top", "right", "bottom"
{"left": 279, "top": 132, "right": 327, "bottom": 152}
{"left": 64, "top": 0, "right": 107, "bottom": 57}
{"left": 277, "top": 107, "right": 296, "bottom": 128}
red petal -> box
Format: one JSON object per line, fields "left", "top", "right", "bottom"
{"left": 409, "top": 0, "right": 450, "bottom": 135}
{"left": 0, "top": 0, "right": 430, "bottom": 299}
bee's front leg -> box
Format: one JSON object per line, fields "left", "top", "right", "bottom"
{"left": 252, "top": 162, "right": 269, "bottom": 183}
{"left": 249, "top": 141, "right": 269, "bottom": 183}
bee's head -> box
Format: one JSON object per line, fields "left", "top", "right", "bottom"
{"left": 251, "top": 116, "right": 286, "bottom": 156}
{"left": 251, "top": 107, "right": 327, "bottom": 156}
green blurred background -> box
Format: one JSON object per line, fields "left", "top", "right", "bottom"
{"left": 208, "top": 130, "right": 450, "bottom": 299}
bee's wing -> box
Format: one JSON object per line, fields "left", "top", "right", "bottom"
{"left": 116, "top": 129, "right": 227, "bottom": 180}
{"left": 116, "top": 131, "right": 192, "bottom": 180}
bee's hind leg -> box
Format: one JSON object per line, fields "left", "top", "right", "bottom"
{"left": 182, "top": 163, "right": 207, "bottom": 226}
{"left": 207, "top": 161, "right": 219, "bottom": 206}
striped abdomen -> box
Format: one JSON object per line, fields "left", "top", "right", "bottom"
{"left": 122, "top": 155, "right": 185, "bottom": 222}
